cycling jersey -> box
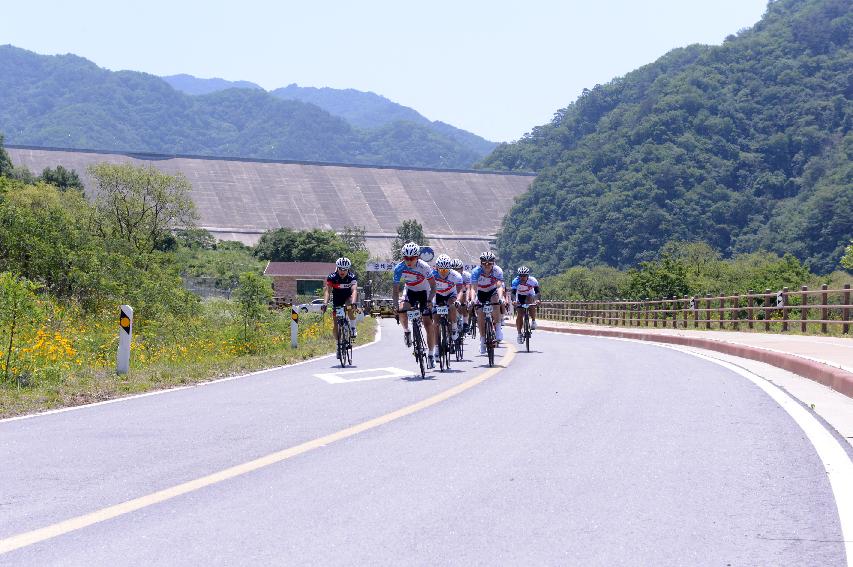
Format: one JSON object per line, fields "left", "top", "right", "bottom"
{"left": 393, "top": 259, "right": 435, "bottom": 292}
{"left": 511, "top": 275, "right": 540, "bottom": 297}
{"left": 432, "top": 268, "right": 463, "bottom": 297}
{"left": 461, "top": 270, "right": 472, "bottom": 287}
{"left": 470, "top": 265, "right": 504, "bottom": 293}
{"left": 326, "top": 269, "right": 358, "bottom": 306}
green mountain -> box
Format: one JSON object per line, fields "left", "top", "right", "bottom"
{"left": 483, "top": 0, "right": 851, "bottom": 275}
{"left": 163, "top": 77, "right": 497, "bottom": 155}
{"left": 0, "top": 46, "right": 485, "bottom": 168}
{"left": 270, "top": 84, "right": 497, "bottom": 155}
{"left": 161, "top": 74, "right": 263, "bottom": 95}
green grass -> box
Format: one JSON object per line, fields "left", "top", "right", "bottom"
{"left": 0, "top": 311, "right": 377, "bottom": 419}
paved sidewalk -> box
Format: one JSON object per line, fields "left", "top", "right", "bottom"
{"left": 538, "top": 319, "right": 853, "bottom": 398}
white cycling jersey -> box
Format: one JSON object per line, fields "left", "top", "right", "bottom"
{"left": 511, "top": 275, "right": 540, "bottom": 296}
{"left": 470, "top": 265, "right": 504, "bottom": 293}
{"left": 432, "top": 268, "right": 463, "bottom": 296}
{"left": 393, "top": 259, "right": 435, "bottom": 292}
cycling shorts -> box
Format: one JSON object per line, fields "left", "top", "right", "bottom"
{"left": 435, "top": 293, "right": 457, "bottom": 306}
{"left": 403, "top": 289, "right": 431, "bottom": 312}
{"left": 477, "top": 289, "right": 498, "bottom": 304}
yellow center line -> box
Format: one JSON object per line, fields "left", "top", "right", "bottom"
{"left": 0, "top": 346, "right": 516, "bottom": 555}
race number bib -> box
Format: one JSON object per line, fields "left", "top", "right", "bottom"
{"left": 407, "top": 310, "right": 420, "bottom": 321}
{"left": 482, "top": 304, "right": 493, "bottom": 314}
{"left": 435, "top": 306, "right": 449, "bottom": 315}
{"left": 335, "top": 307, "right": 346, "bottom": 317}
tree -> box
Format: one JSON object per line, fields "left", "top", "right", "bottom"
{"left": 0, "top": 272, "right": 42, "bottom": 386}
{"left": 626, "top": 255, "right": 690, "bottom": 299}
{"left": 254, "top": 228, "right": 349, "bottom": 262}
{"left": 340, "top": 225, "right": 367, "bottom": 252}
{"left": 233, "top": 271, "right": 273, "bottom": 343}
{"left": 39, "top": 166, "right": 84, "bottom": 192}
{"left": 175, "top": 227, "right": 217, "bottom": 250}
{"left": 0, "top": 134, "right": 12, "bottom": 178}
{"left": 841, "top": 242, "right": 853, "bottom": 271}
{"left": 391, "top": 219, "right": 429, "bottom": 261}
{"left": 88, "top": 163, "right": 197, "bottom": 253}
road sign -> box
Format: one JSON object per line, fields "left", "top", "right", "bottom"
{"left": 117, "top": 305, "right": 133, "bottom": 375}
{"left": 367, "top": 262, "right": 397, "bottom": 272}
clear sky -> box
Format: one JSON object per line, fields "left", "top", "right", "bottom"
{"left": 1, "top": 0, "right": 769, "bottom": 142}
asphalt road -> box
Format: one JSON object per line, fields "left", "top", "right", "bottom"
{"left": 0, "top": 319, "right": 848, "bottom": 565}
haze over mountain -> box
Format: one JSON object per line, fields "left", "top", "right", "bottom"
{"left": 0, "top": 46, "right": 491, "bottom": 169}
{"left": 484, "top": 0, "right": 851, "bottom": 275}
{"left": 162, "top": 75, "right": 496, "bottom": 156}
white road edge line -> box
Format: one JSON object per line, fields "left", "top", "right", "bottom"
{"left": 545, "top": 330, "right": 853, "bottom": 564}
{"left": 0, "top": 320, "right": 383, "bottom": 424}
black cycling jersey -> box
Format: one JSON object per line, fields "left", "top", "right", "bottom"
{"left": 327, "top": 269, "right": 358, "bottom": 306}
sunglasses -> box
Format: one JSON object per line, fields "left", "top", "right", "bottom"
{"left": 481, "top": 261, "right": 494, "bottom": 266}
{"left": 403, "top": 256, "right": 419, "bottom": 261}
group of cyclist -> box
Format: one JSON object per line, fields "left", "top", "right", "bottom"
{"left": 321, "top": 242, "right": 540, "bottom": 368}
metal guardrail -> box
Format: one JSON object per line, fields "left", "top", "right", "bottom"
{"left": 539, "top": 284, "right": 851, "bottom": 335}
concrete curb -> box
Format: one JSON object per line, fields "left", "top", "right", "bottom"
{"left": 540, "top": 326, "right": 853, "bottom": 399}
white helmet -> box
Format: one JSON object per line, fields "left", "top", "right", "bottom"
{"left": 335, "top": 257, "right": 352, "bottom": 270}
{"left": 479, "top": 251, "right": 496, "bottom": 262}
{"left": 517, "top": 265, "right": 531, "bottom": 275}
{"left": 451, "top": 258, "right": 464, "bottom": 270}
{"left": 401, "top": 242, "right": 420, "bottom": 258}
{"left": 435, "top": 254, "right": 452, "bottom": 269}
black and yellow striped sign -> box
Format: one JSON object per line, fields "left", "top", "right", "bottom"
{"left": 291, "top": 308, "right": 299, "bottom": 323}
{"left": 120, "top": 309, "right": 132, "bottom": 333}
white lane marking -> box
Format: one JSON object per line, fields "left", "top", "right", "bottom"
{"left": 0, "top": 321, "right": 383, "bottom": 424}
{"left": 314, "top": 367, "right": 411, "bottom": 384}
{"left": 544, "top": 331, "right": 853, "bottom": 564}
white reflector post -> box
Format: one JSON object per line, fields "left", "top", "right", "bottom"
{"left": 291, "top": 306, "right": 298, "bottom": 348}
{"left": 117, "top": 305, "right": 133, "bottom": 375}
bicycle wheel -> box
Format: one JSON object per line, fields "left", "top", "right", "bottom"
{"left": 412, "top": 320, "right": 426, "bottom": 378}
{"left": 524, "top": 310, "right": 531, "bottom": 352}
{"left": 455, "top": 328, "right": 464, "bottom": 361}
{"left": 442, "top": 319, "right": 451, "bottom": 371}
{"left": 338, "top": 323, "right": 350, "bottom": 368}
{"left": 484, "top": 317, "right": 495, "bottom": 367}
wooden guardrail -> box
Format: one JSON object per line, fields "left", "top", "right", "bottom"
{"left": 539, "top": 284, "right": 851, "bottom": 335}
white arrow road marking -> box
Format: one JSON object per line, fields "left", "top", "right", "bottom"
{"left": 314, "top": 367, "right": 412, "bottom": 384}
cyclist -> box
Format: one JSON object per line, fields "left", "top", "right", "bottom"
{"left": 468, "top": 251, "right": 506, "bottom": 354}
{"left": 451, "top": 258, "right": 471, "bottom": 333}
{"left": 393, "top": 242, "right": 438, "bottom": 368}
{"left": 321, "top": 257, "right": 359, "bottom": 340}
{"left": 511, "top": 266, "right": 540, "bottom": 343}
{"left": 431, "top": 254, "right": 464, "bottom": 358}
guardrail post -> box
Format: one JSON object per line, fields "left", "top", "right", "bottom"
{"left": 705, "top": 294, "right": 711, "bottom": 330}
{"left": 691, "top": 296, "right": 698, "bottom": 328}
{"left": 801, "top": 286, "right": 808, "bottom": 333}
{"left": 764, "top": 289, "right": 772, "bottom": 331}
{"left": 732, "top": 294, "right": 740, "bottom": 331}
{"left": 843, "top": 284, "right": 850, "bottom": 335}
{"left": 781, "top": 287, "right": 789, "bottom": 332}
{"left": 652, "top": 299, "right": 658, "bottom": 328}
{"left": 821, "top": 285, "right": 828, "bottom": 334}
{"left": 718, "top": 293, "right": 725, "bottom": 330}
{"left": 747, "top": 290, "right": 754, "bottom": 330}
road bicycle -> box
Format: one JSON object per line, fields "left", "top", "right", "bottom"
{"left": 334, "top": 307, "right": 353, "bottom": 368}
{"left": 454, "top": 313, "right": 465, "bottom": 361}
{"left": 475, "top": 302, "right": 497, "bottom": 367}
{"left": 517, "top": 302, "right": 534, "bottom": 353}
{"left": 401, "top": 308, "right": 428, "bottom": 379}
{"left": 434, "top": 304, "right": 452, "bottom": 372}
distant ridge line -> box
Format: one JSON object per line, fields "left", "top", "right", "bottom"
{"left": 6, "top": 144, "right": 536, "bottom": 177}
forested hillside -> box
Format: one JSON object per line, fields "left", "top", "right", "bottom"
{"left": 0, "top": 46, "right": 485, "bottom": 169}
{"left": 483, "top": 0, "right": 851, "bottom": 274}
{"left": 163, "top": 77, "right": 497, "bottom": 155}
